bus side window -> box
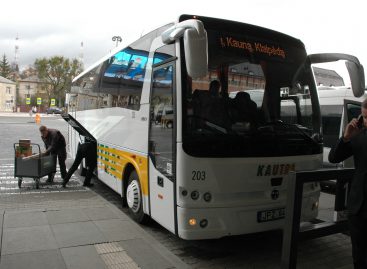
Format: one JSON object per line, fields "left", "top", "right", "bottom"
{"left": 149, "top": 63, "right": 175, "bottom": 178}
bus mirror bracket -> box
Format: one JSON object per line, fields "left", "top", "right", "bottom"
{"left": 308, "top": 53, "right": 365, "bottom": 98}
{"left": 161, "top": 19, "right": 208, "bottom": 79}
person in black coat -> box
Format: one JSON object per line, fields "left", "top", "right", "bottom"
{"left": 62, "top": 140, "right": 97, "bottom": 187}
{"left": 328, "top": 99, "right": 367, "bottom": 269}
{"left": 39, "top": 125, "right": 67, "bottom": 182}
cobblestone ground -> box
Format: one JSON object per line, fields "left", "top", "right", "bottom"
{"left": 1, "top": 161, "right": 84, "bottom": 195}
{"left": 0, "top": 160, "right": 93, "bottom": 211}
{"left": 90, "top": 169, "right": 354, "bottom": 269}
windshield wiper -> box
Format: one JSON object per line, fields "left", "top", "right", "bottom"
{"left": 187, "top": 115, "right": 231, "bottom": 134}
{"left": 258, "top": 120, "right": 319, "bottom": 145}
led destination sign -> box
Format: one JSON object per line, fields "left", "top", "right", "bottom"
{"left": 219, "top": 36, "right": 286, "bottom": 59}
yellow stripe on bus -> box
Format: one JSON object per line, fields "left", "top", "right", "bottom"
{"left": 98, "top": 158, "right": 122, "bottom": 175}
{"left": 98, "top": 152, "right": 124, "bottom": 167}
{"left": 98, "top": 162, "right": 122, "bottom": 180}
{"left": 97, "top": 144, "right": 148, "bottom": 195}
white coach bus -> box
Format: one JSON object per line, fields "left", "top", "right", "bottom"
{"left": 64, "top": 15, "right": 365, "bottom": 240}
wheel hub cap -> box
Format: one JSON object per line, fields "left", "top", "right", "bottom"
{"left": 127, "top": 180, "right": 141, "bottom": 213}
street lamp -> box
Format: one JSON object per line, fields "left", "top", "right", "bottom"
{"left": 112, "top": 36, "right": 122, "bottom": 47}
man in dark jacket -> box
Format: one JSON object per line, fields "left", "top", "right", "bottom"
{"left": 62, "top": 140, "right": 97, "bottom": 187}
{"left": 328, "top": 99, "right": 367, "bottom": 269}
{"left": 39, "top": 125, "right": 67, "bottom": 182}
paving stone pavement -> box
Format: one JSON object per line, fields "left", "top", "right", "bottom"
{"left": 0, "top": 155, "right": 357, "bottom": 269}
{"left": 0, "top": 160, "right": 189, "bottom": 269}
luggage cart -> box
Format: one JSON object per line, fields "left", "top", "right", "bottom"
{"left": 14, "top": 143, "right": 57, "bottom": 189}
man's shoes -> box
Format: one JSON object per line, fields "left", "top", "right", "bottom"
{"left": 83, "top": 183, "right": 94, "bottom": 187}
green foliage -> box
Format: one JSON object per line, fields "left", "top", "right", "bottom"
{"left": 34, "top": 56, "right": 83, "bottom": 106}
{"left": 0, "top": 54, "right": 12, "bottom": 79}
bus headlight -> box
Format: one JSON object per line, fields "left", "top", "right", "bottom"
{"left": 191, "top": 191, "right": 199, "bottom": 200}
{"left": 181, "top": 189, "right": 188, "bottom": 196}
{"left": 203, "top": 192, "right": 212, "bottom": 202}
{"left": 189, "top": 218, "right": 197, "bottom": 226}
{"left": 200, "top": 219, "right": 208, "bottom": 228}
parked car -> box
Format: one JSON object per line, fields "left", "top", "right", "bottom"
{"left": 46, "top": 107, "right": 63, "bottom": 114}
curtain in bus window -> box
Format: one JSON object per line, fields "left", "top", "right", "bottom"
{"left": 99, "top": 47, "right": 148, "bottom": 110}
{"left": 149, "top": 65, "right": 174, "bottom": 179}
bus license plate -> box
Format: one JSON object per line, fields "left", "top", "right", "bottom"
{"left": 257, "top": 208, "right": 285, "bottom": 222}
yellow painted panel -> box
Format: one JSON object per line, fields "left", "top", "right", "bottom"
{"left": 97, "top": 144, "right": 149, "bottom": 195}
{"left": 98, "top": 159, "right": 122, "bottom": 175}
{"left": 98, "top": 154, "right": 125, "bottom": 170}
{"left": 98, "top": 153, "right": 124, "bottom": 167}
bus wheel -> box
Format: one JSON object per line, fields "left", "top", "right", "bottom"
{"left": 126, "top": 171, "right": 149, "bottom": 223}
{"left": 121, "top": 195, "right": 127, "bottom": 207}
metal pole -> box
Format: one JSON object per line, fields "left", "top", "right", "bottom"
{"left": 281, "top": 172, "right": 303, "bottom": 269}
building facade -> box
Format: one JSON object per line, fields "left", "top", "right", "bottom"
{"left": 0, "top": 76, "right": 16, "bottom": 112}
{"left": 312, "top": 67, "right": 344, "bottom": 87}
{"left": 18, "top": 76, "right": 50, "bottom": 112}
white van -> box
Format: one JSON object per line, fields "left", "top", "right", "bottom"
{"left": 319, "top": 86, "right": 367, "bottom": 166}
{"left": 320, "top": 98, "right": 363, "bottom": 192}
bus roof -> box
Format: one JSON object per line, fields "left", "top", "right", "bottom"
{"left": 180, "top": 14, "right": 304, "bottom": 49}
{"left": 72, "top": 22, "right": 173, "bottom": 83}
{"left": 73, "top": 14, "right": 305, "bottom": 83}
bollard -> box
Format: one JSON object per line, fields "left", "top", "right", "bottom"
{"left": 35, "top": 113, "right": 41, "bottom": 124}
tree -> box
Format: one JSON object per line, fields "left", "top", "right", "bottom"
{"left": 20, "top": 66, "right": 38, "bottom": 79}
{"left": 0, "top": 54, "right": 11, "bottom": 79}
{"left": 34, "top": 56, "right": 83, "bottom": 107}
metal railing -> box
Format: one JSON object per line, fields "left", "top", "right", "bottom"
{"left": 281, "top": 168, "right": 354, "bottom": 269}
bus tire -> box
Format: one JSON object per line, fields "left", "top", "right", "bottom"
{"left": 126, "top": 171, "right": 149, "bottom": 223}
{"left": 121, "top": 195, "right": 127, "bottom": 207}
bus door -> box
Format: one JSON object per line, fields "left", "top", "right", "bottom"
{"left": 62, "top": 113, "right": 97, "bottom": 174}
{"left": 148, "top": 63, "right": 176, "bottom": 233}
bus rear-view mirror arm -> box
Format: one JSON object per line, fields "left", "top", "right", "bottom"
{"left": 161, "top": 19, "right": 208, "bottom": 79}
{"left": 308, "top": 53, "right": 365, "bottom": 98}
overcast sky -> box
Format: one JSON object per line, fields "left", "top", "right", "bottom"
{"left": 0, "top": 0, "right": 365, "bottom": 76}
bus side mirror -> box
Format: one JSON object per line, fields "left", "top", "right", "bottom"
{"left": 308, "top": 53, "right": 365, "bottom": 98}
{"left": 183, "top": 28, "right": 208, "bottom": 79}
{"left": 345, "top": 62, "right": 365, "bottom": 97}
{"left": 162, "top": 19, "right": 208, "bottom": 79}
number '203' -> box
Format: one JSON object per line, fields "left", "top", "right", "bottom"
{"left": 192, "top": 171, "right": 206, "bottom": 181}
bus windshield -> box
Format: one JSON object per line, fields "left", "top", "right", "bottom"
{"left": 182, "top": 26, "right": 322, "bottom": 158}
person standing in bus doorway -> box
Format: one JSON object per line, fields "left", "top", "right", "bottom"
{"left": 62, "top": 139, "right": 97, "bottom": 188}
{"left": 328, "top": 98, "right": 367, "bottom": 269}
{"left": 39, "top": 125, "right": 67, "bottom": 182}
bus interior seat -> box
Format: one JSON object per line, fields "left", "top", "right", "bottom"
{"left": 192, "top": 89, "right": 231, "bottom": 129}
{"left": 231, "top": 91, "right": 258, "bottom": 127}
{"left": 192, "top": 89, "right": 209, "bottom": 116}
